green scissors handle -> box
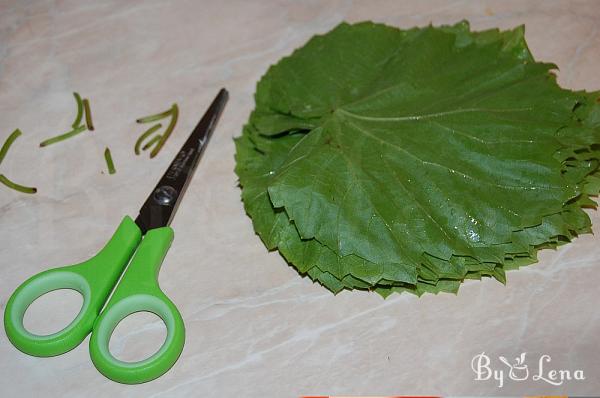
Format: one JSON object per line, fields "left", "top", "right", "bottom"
{"left": 4, "top": 216, "right": 185, "bottom": 384}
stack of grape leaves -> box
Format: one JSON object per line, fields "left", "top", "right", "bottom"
{"left": 235, "top": 21, "right": 600, "bottom": 297}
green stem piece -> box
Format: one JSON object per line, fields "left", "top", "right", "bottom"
{"left": 142, "top": 135, "right": 161, "bottom": 151}
{"left": 104, "top": 147, "right": 116, "bottom": 175}
{"left": 0, "top": 128, "right": 22, "bottom": 165}
{"left": 0, "top": 174, "right": 36, "bottom": 194}
{"left": 72, "top": 92, "right": 84, "bottom": 129}
{"left": 136, "top": 107, "right": 174, "bottom": 124}
{"left": 150, "top": 104, "right": 178, "bottom": 158}
{"left": 134, "top": 123, "right": 162, "bottom": 155}
{"left": 83, "top": 98, "right": 94, "bottom": 131}
{"left": 39, "top": 125, "right": 87, "bottom": 147}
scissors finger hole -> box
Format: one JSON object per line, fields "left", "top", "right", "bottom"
{"left": 109, "top": 311, "right": 167, "bottom": 363}
{"left": 23, "top": 289, "right": 84, "bottom": 336}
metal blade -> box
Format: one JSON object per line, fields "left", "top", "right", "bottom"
{"left": 135, "top": 88, "right": 228, "bottom": 234}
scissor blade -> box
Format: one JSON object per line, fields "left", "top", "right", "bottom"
{"left": 135, "top": 88, "right": 229, "bottom": 234}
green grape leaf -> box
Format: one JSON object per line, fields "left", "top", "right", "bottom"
{"left": 236, "top": 21, "right": 600, "bottom": 296}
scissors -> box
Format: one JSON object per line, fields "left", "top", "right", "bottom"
{"left": 4, "top": 89, "right": 228, "bottom": 384}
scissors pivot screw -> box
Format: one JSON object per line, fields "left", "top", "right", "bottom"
{"left": 153, "top": 185, "right": 178, "bottom": 206}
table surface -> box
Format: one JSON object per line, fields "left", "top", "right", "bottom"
{"left": 1, "top": 1, "right": 599, "bottom": 396}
